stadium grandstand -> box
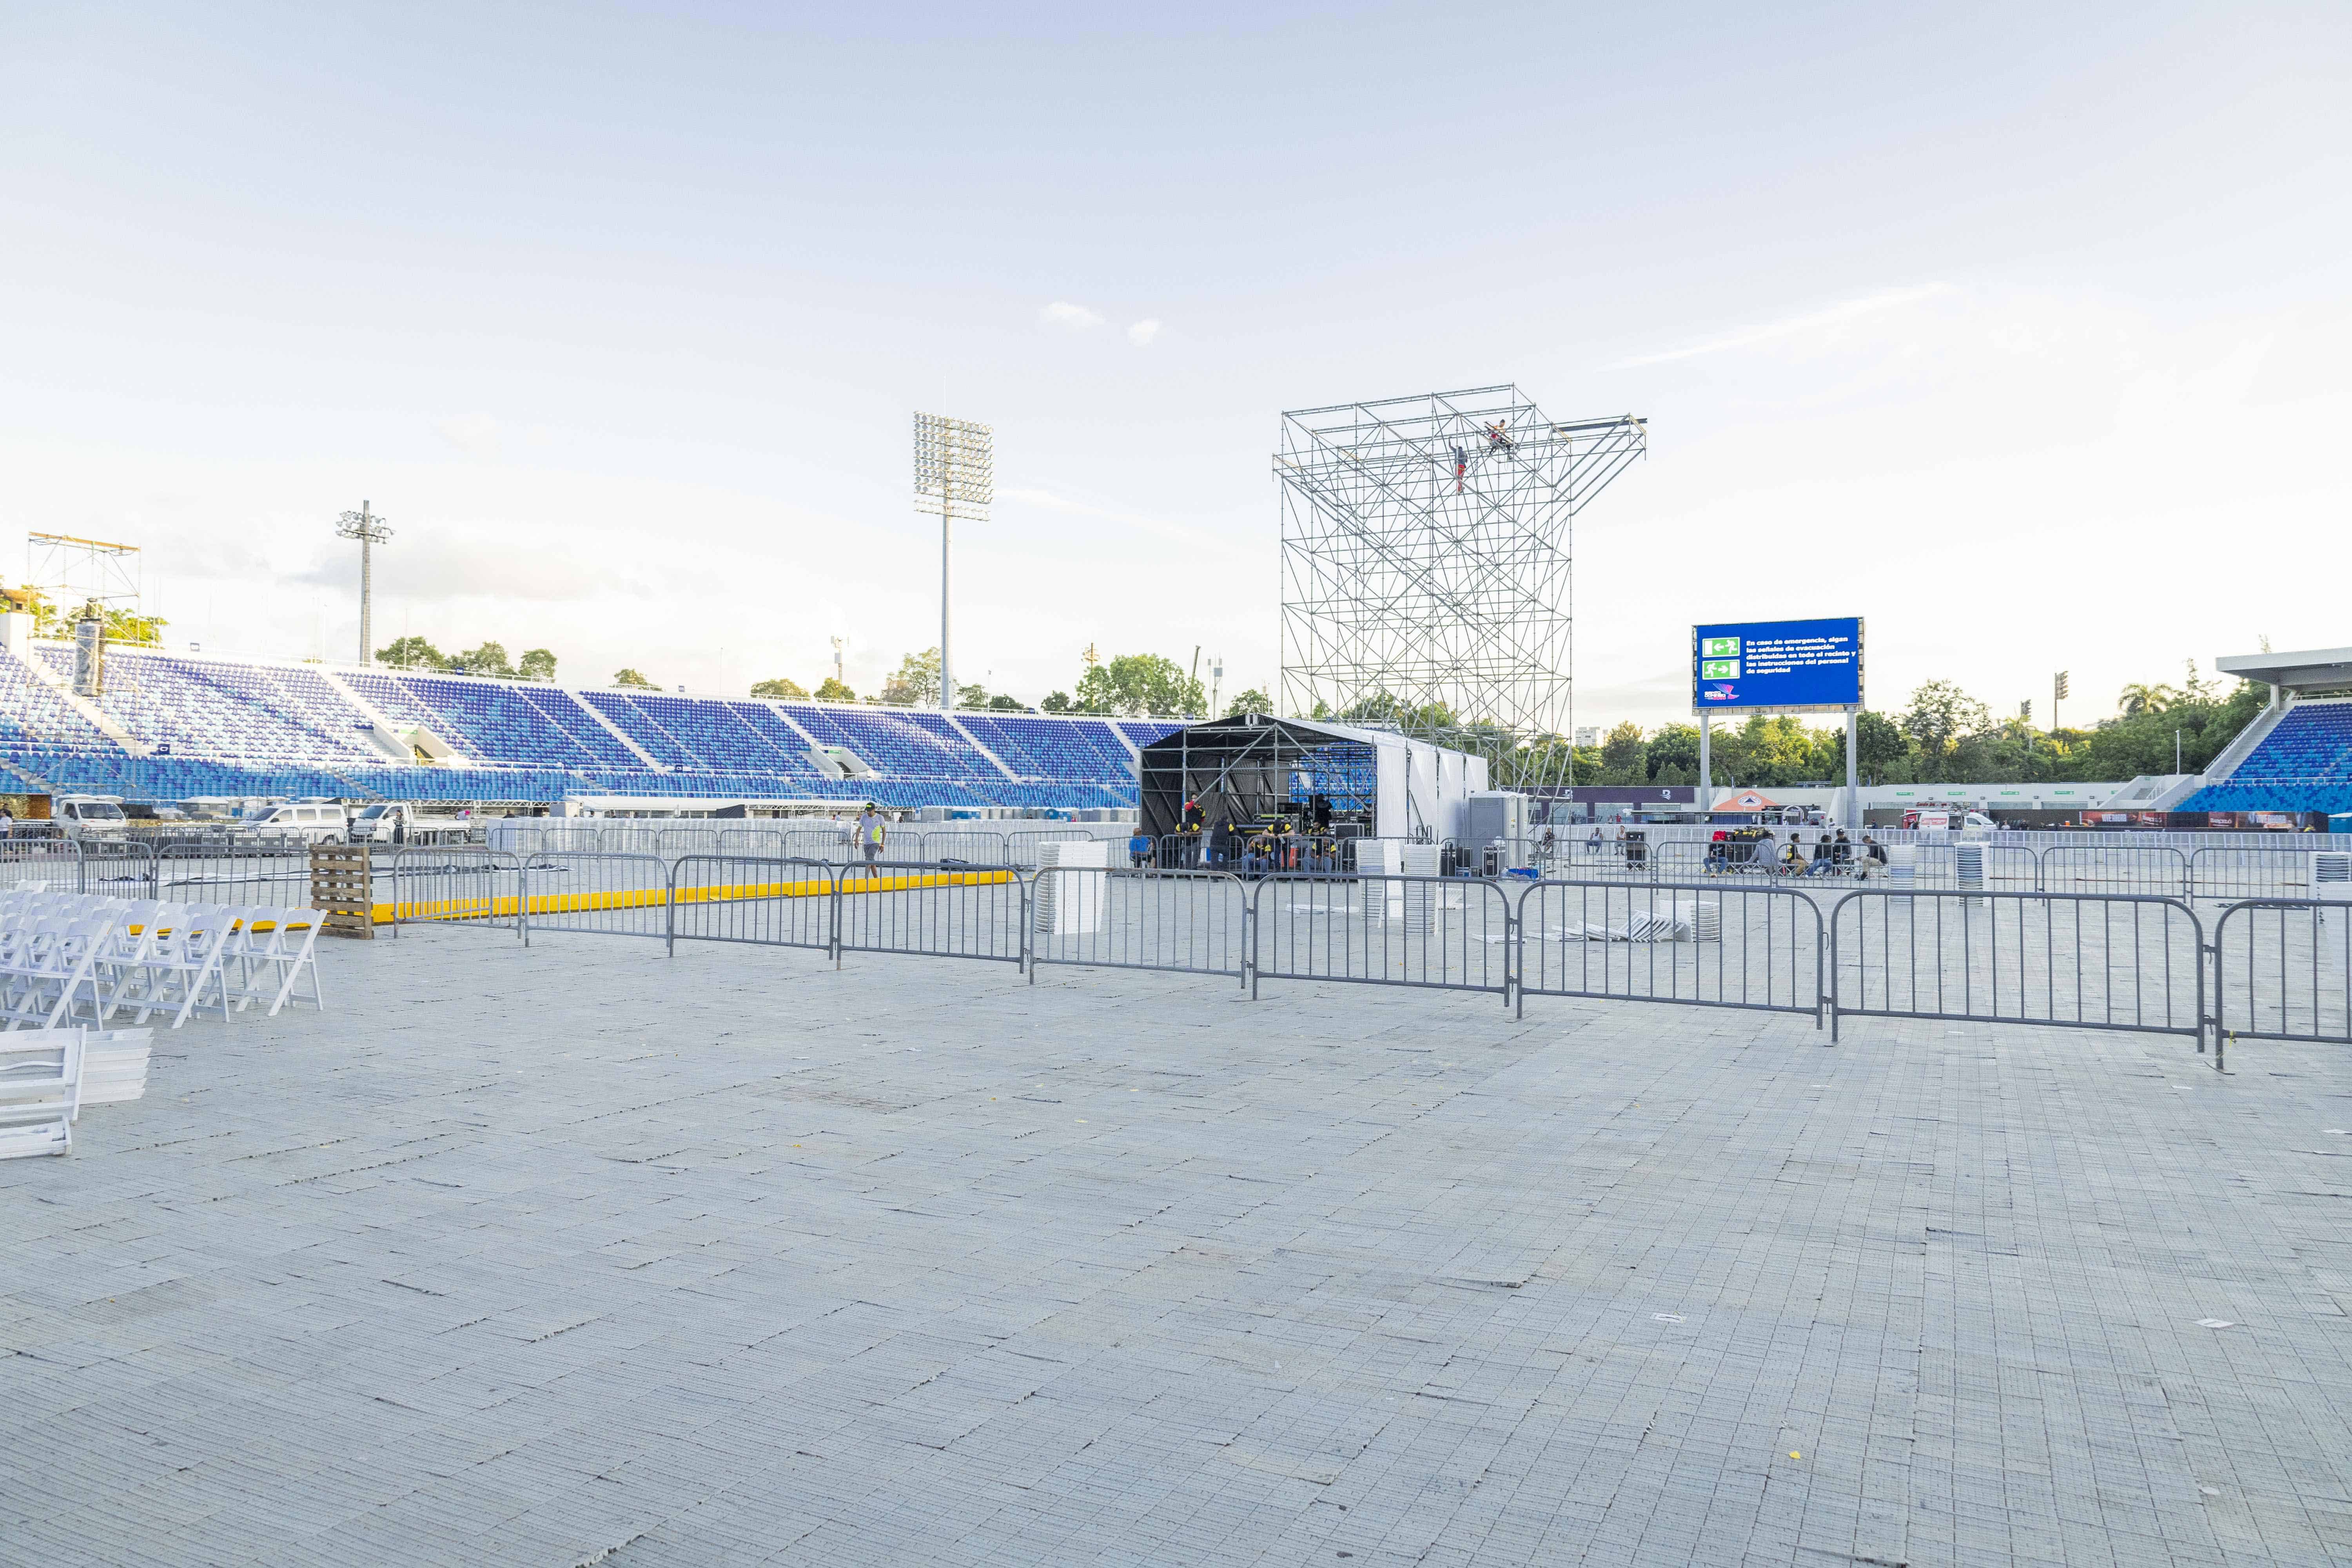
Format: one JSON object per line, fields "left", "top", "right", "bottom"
{"left": 0, "top": 636, "right": 1179, "bottom": 811}
{"left": 2162, "top": 645, "right": 2352, "bottom": 818}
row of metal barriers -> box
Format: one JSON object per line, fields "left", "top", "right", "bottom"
{"left": 1562, "top": 840, "right": 2347, "bottom": 901}
{"left": 366, "top": 850, "right": 2350, "bottom": 1069}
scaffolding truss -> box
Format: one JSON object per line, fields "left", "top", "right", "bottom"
{"left": 1275, "top": 386, "right": 1645, "bottom": 789}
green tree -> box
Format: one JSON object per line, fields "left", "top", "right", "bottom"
{"left": 517, "top": 648, "right": 557, "bottom": 682}
{"left": 1040, "top": 690, "right": 1071, "bottom": 713}
{"left": 986, "top": 694, "right": 1023, "bottom": 711}
{"left": 1899, "top": 680, "right": 1992, "bottom": 778}
{"left": 1597, "top": 721, "right": 1647, "bottom": 784}
{"left": 1073, "top": 653, "right": 1204, "bottom": 717}
{"left": 813, "top": 675, "right": 855, "bottom": 702}
{"left": 2117, "top": 681, "right": 2178, "bottom": 718}
{"left": 376, "top": 635, "right": 446, "bottom": 670}
{"left": 1646, "top": 722, "right": 1700, "bottom": 784}
{"left": 878, "top": 648, "right": 941, "bottom": 706}
{"left": 612, "top": 668, "right": 656, "bottom": 689}
{"left": 955, "top": 681, "right": 990, "bottom": 710}
{"left": 1224, "top": 687, "right": 1272, "bottom": 717}
{"left": 752, "top": 676, "right": 809, "bottom": 698}
{"left": 450, "top": 641, "right": 515, "bottom": 679}
{"left": 103, "top": 607, "right": 168, "bottom": 646}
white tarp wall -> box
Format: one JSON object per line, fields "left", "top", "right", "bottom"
{"left": 1369, "top": 735, "right": 1482, "bottom": 841}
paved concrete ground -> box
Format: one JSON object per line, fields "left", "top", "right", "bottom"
{"left": 5, "top": 926, "right": 2351, "bottom": 1566}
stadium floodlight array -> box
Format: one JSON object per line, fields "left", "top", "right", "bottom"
{"left": 913, "top": 413, "right": 994, "bottom": 712}
{"left": 334, "top": 502, "right": 393, "bottom": 667}
{"left": 1274, "top": 386, "right": 1645, "bottom": 790}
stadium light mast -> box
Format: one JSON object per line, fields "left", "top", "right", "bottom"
{"left": 336, "top": 501, "right": 393, "bottom": 666}
{"left": 913, "top": 413, "right": 993, "bottom": 711}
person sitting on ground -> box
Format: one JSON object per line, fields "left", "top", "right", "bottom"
{"left": 1831, "top": 828, "right": 1852, "bottom": 866}
{"left": 1804, "top": 833, "right": 1836, "bottom": 876}
{"left": 1780, "top": 838, "right": 1806, "bottom": 875}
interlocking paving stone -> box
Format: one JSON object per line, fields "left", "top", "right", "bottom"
{"left": 3, "top": 926, "right": 2350, "bottom": 1564}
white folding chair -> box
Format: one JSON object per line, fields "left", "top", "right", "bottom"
{"left": 235, "top": 908, "right": 326, "bottom": 1017}
{"left": 0, "top": 916, "right": 113, "bottom": 1031}
{"left": 0, "top": 1028, "right": 83, "bottom": 1157}
{"left": 132, "top": 904, "right": 234, "bottom": 1029}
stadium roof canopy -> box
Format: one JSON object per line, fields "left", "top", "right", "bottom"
{"left": 2215, "top": 646, "right": 2352, "bottom": 692}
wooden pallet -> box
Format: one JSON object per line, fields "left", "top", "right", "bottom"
{"left": 309, "top": 844, "right": 376, "bottom": 939}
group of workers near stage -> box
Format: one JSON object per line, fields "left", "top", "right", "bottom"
{"left": 1156, "top": 796, "right": 1352, "bottom": 875}
{"left": 1692, "top": 826, "right": 1889, "bottom": 878}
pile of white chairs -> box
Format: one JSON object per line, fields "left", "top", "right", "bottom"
{"left": 0, "top": 891, "right": 327, "bottom": 1034}
{"left": 0, "top": 1026, "right": 150, "bottom": 1158}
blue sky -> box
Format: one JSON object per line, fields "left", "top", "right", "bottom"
{"left": 4, "top": 3, "right": 2347, "bottom": 727}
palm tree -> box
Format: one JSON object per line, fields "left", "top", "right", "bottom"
{"left": 2118, "top": 682, "right": 2178, "bottom": 718}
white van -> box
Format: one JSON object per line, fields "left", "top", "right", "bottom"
{"left": 244, "top": 802, "right": 351, "bottom": 843}
{"left": 54, "top": 796, "right": 130, "bottom": 840}
{"left": 348, "top": 802, "right": 425, "bottom": 844}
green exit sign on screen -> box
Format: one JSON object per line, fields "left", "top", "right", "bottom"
{"left": 1702, "top": 636, "right": 1740, "bottom": 658}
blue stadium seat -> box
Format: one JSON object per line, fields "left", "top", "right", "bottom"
{"left": 1, "top": 641, "right": 1159, "bottom": 810}
{"left": 2173, "top": 700, "right": 2352, "bottom": 817}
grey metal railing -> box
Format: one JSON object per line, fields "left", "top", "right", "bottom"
{"left": 365, "top": 854, "right": 2352, "bottom": 1065}
{"left": 2210, "top": 900, "right": 2352, "bottom": 1060}
{"left": 1516, "top": 879, "right": 1822, "bottom": 1022}
{"left": 1250, "top": 873, "right": 1512, "bottom": 1001}
{"left": 0, "top": 838, "right": 83, "bottom": 893}
{"left": 1829, "top": 889, "right": 2204, "bottom": 1044}
{"left": 154, "top": 843, "right": 314, "bottom": 907}
{"left": 383, "top": 847, "right": 523, "bottom": 934}
{"left": 518, "top": 851, "right": 670, "bottom": 945}
{"left": 2190, "top": 848, "right": 2327, "bottom": 903}
{"left": 834, "top": 860, "right": 1027, "bottom": 965}
{"left": 1029, "top": 866, "right": 1249, "bottom": 985}
{"left": 668, "top": 856, "right": 839, "bottom": 960}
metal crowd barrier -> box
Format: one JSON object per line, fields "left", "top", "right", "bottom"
{"left": 2038, "top": 844, "right": 2189, "bottom": 897}
{"left": 668, "top": 855, "right": 840, "bottom": 960}
{"left": 519, "top": 851, "right": 670, "bottom": 945}
{"left": 835, "top": 859, "right": 1027, "bottom": 965}
{"left": 1249, "top": 873, "right": 1512, "bottom": 1001}
{"left": 1828, "top": 889, "right": 2205, "bottom": 1045}
{"left": 354, "top": 850, "right": 2352, "bottom": 1064}
{"left": 0, "top": 838, "right": 84, "bottom": 893}
{"left": 1030, "top": 866, "right": 1249, "bottom": 986}
{"left": 2210, "top": 900, "right": 2352, "bottom": 1061}
{"left": 2190, "top": 847, "right": 2327, "bottom": 903}
{"left": 1516, "top": 880, "right": 1822, "bottom": 1022}
{"left": 384, "top": 847, "right": 523, "bottom": 933}
{"left": 155, "top": 843, "right": 315, "bottom": 906}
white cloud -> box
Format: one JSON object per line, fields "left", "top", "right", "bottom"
{"left": 1608, "top": 283, "right": 1956, "bottom": 368}
{"left": 435, "top": 411, "right": 503, "bottom": 457}
{"left": 1127, "top": 318, "right": 1162, "bottom": 347}
{"left": 1039, "top": 301, "right": 1104, "bottom": 330}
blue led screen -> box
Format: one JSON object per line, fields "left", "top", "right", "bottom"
{"left": 1692, "top": 617, "right": 1864, "bottom": 712}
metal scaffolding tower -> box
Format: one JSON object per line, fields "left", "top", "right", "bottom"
{"left": 1275, "top": 387, "right": 1645, "bottom": 789}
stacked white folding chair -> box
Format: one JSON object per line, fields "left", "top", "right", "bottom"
{"left": 80, "top": 1027, "right": 152, "bottom": 1107}
{"left": 0, "top": 1028, "right": 83, "bottom": 1158}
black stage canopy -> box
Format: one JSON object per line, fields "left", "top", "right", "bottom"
{"left": 1136, "top": 715, "right": 1383, "bottom": 840}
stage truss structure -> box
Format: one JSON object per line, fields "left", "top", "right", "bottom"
{"left": 1274, "top": 387, "right": 1646, "bottom": 790}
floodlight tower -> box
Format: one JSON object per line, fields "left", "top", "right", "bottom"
{"left": 1274, "top": 387, "right": 1646, "bottom": 789}
{"left": 335, "top": 501, "right": 393, "bottom": 666}
{"left": 913, "top": 413, "right": 993, "bottom": 711}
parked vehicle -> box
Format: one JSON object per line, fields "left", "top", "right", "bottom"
{"left": 241, "top": 802, "right": 351, "bottom": 843}
{"left": 1903, "top": 807, "right": 1996, "bottom": 831}
{"left": 54, "top": 795, "right": 131, "bottom": 839}
{"left": 348, "top": 802, "right": 426, "bottom": 844}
